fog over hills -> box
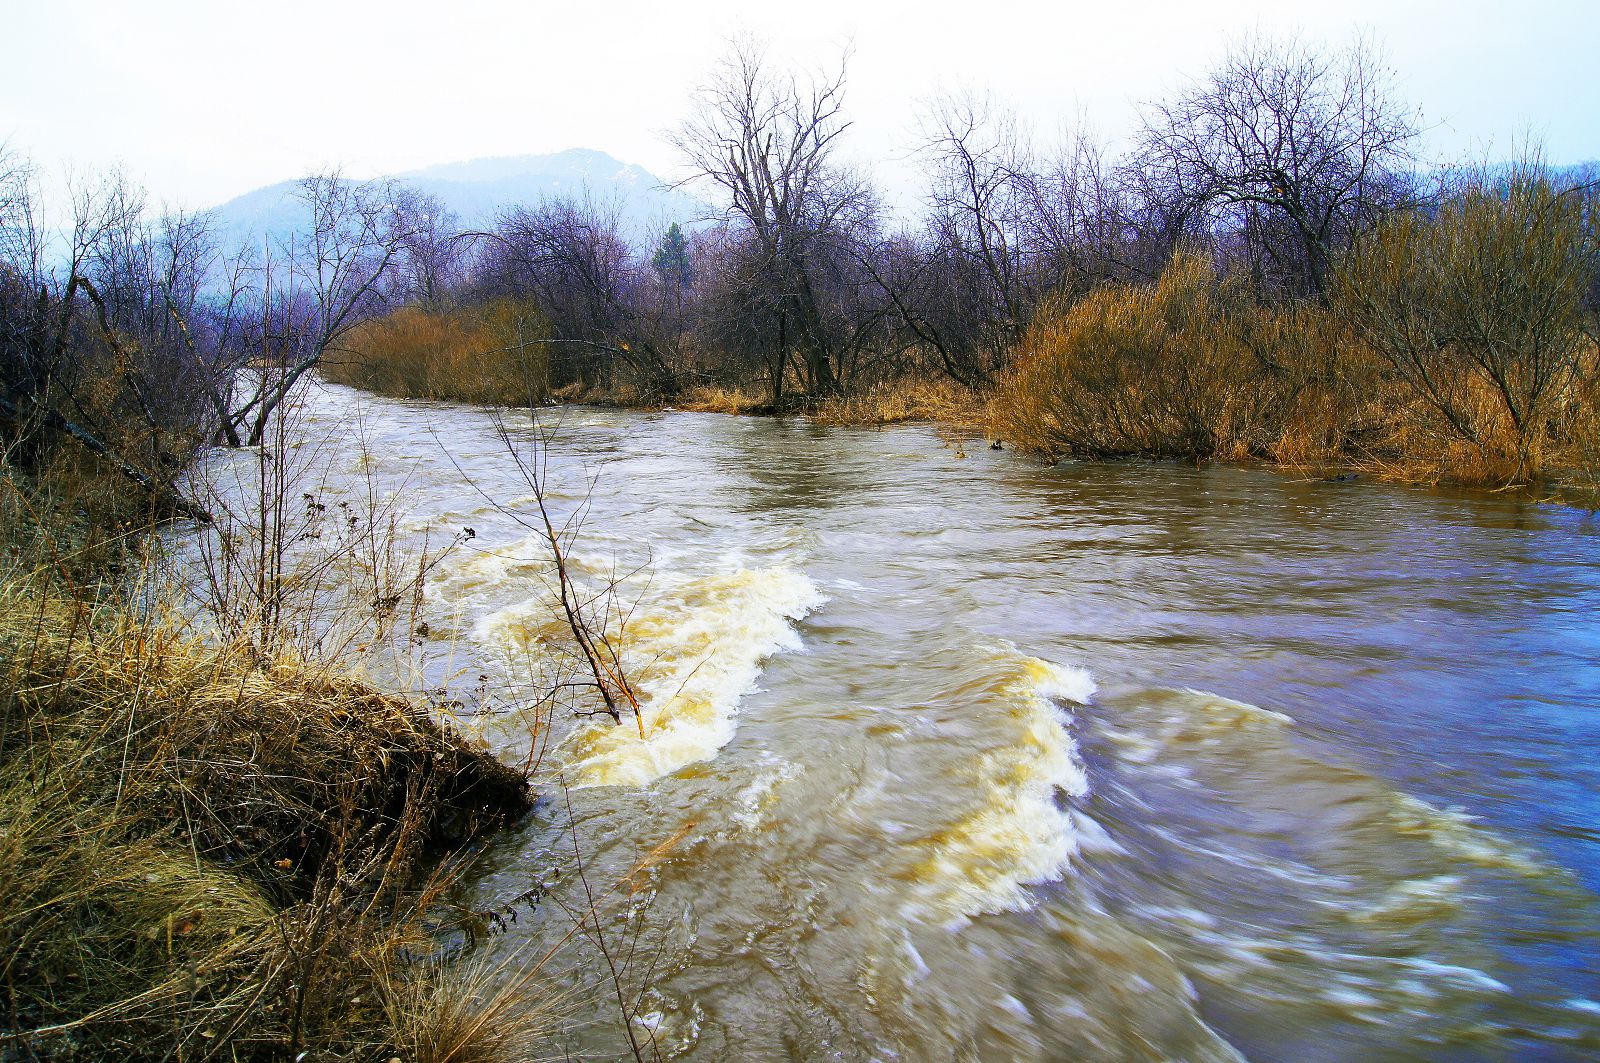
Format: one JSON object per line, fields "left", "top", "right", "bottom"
{"left": 207, "top": 148, "right": 710, "bottom": 252}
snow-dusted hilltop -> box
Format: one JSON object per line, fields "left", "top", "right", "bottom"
{"left": 207, "top": 148, "right": 708, "bottom": 252}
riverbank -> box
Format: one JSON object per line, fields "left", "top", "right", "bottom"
{"left": 515, "top": 371, "right": 1600, "bottom": 510}
{"left": 0, "top": 462, "right": 543, "bottom": 1061}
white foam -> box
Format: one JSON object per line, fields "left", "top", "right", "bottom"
{"left": 560, "top": 566, "right": 825, "bottom": 787}
{"left": 1037, "top": 661, "right": 1099, "bottom": 706}
{"left": 898, "top": 648, "right": 1097, "bottom": 926}
{"left": 1177, "top": 690, "right": 1295, "bottom": 729}
{"left": 1394, "top": 958, "right": 1511, "bottom": 995}
{"left": 426, "top": 532, "right": 561, "bottom": 621}
{"left": 729, "top": 755, "right": 802, "bottom": 831}
{"left": 440, "top": 536, "right": 823, "bottom": 787}
{"left": 1350, "top": 875, "right": 1466, "bottom": 925}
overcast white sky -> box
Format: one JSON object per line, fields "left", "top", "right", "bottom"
{"left": 2, "top": 0, "right": 1595, "bottom": 216}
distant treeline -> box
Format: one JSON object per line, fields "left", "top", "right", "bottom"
{"left": 3, "top": 35, "right": 1597, "bottom": 496}
{"left": 338, "top": 37, "right": 1600, "bottom": 489}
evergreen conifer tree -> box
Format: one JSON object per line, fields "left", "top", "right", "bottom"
{"left": 651, "top": 222, "right": 692, "bottom": 287}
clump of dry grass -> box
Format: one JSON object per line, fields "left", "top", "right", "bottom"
{"left": 0, "top": 466, "right": 545, "bottom": 1062}
{"left": 324, "top": 299, "right": 551, "bottom": 407}
{"left": 676, "top": 384, "right": 769, "bottom": 415}
{"left": 383, "top": 954, "right": 561, "bottom": 1063}
{"left": 812, "top": 375, "right": 988, "bottom": 430}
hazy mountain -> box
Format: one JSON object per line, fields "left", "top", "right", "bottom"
{"left": 206, "top": 148, "right": 710, "bottom": 254}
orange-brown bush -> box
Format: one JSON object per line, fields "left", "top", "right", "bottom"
{"left": 992, "top": 253, "right": 1294, "bottom": 461}
{"left": 326, "top": 299, "right": 552, "bottom": 406}
{"left": 813, "top": 375, "right": 988, "bottom": 429}
{"left": 1337, "top": 169, "right": 1600, "bottom": 483}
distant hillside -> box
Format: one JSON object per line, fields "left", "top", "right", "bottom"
{"left": 207, "top": 148, "right": 709, "bottom": 254}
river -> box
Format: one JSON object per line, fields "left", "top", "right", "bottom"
{"left": 189, "top": 382, "right": 1600, "bottom": 1061}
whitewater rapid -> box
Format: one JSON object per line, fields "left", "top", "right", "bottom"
{"left": 180, "top": 382, "right": 1600, "bottom": 1062}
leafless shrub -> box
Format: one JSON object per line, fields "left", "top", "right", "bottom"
{"left": 994, "top": 252, "right": 1288, "bottom": 460}
{"left": 1338, "top": 165, "right": 1600, "bottom": 482}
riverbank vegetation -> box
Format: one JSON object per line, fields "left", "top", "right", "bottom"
{"left": 994, "top": 165, "right": 1600, "bottom": 488}
{"left": 0, "top": 451, "right": 549, "bottom": 1060}
{"left": 0, "top": 159, "right": 566, "bottom": 1057}
{"left": 242, "top": 37, "right": 1600, "bottom": 494}
{"left": 11, "top": 36, "right": 1591, "bottom": 495}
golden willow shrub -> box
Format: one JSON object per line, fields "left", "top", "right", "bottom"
{"left": 1337, "top": 171, "right": 1600, "bottom": 483}
{"left": 326, "top": 298, "right": 552, "bottom": 406}
{"left": 993, "top": 254, "right": 1287, "bottom": 461}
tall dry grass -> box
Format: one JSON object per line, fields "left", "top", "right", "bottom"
{"left": 991, "top": 253, "right": 1292, "bottom": 462}
{"left": 325, "top": 298, "right": 552, "bottom": 407}
{"left": 0, "top": 442, "right": 554, "bottom": 1060}
{"left": 676, "top": 384, "right": 770, "bottom": 415}
{"left": 813, "top": 375, "right": 988, "bottom": 430}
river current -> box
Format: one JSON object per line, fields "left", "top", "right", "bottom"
{"left": 191, "top": 383, "right": 1600, "bottom": 1061}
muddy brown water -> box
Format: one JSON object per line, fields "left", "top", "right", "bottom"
{"left": 190, "top": 383, "right": 1600, "bottom": 1061}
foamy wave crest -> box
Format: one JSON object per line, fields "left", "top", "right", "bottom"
{"left": 1384, "top": 792, "right": 1546, "bottom": 876}
{"left": 424, "top": 536, "right": 647, "bottom": 645}
{"left": 560, "top": 566, "right": 824, "bottom": 787}
{"left": 425, "top": 534, "right": 556, "bottom": 628}
{"left": 433, "top": 535, "right": 621, "bottom": 602}
{"left": 1136, "top": 689, "right": 1549, "bottom": 878}
{"left": 900, "top": 649, "right": 1097, "bottom": 926}
{"left": 435, "top": 536, "right": 823, "bottom": 787}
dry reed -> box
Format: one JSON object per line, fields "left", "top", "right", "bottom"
{"left": 0, "top": 446, "right": 549, "bottom": 1061}
{"left": 324, "top": 299, "right": 552, "bottom": 407}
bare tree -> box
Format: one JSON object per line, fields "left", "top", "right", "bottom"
{"left": 0, "top": 160, "right": 216, "bottom": 516}
{"left": 1020, "top": 127, "right": 1132, "bottom": 290}
{"left": 1135, "top": 34, "right": 1418, "bottom": 297}
{"left": 902, "top": 99, "right": 1154, "bottom": 384}
{"left": 225, "top": 171, "right": 415, "bottom": 446}
{"left": 674, "top": 41, "right": 878, "bottom": 402}
{"left": 482, "top": 195, "right": 682, "bottom": 397}
{"left": 918, "top": 94, "right": 1035, "bottom": 373}
{"left": 389, "top": 188, "right": 464, "bottom": 308}
{"left": 0, "top": 148, "right": 52, "bottom": 418}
